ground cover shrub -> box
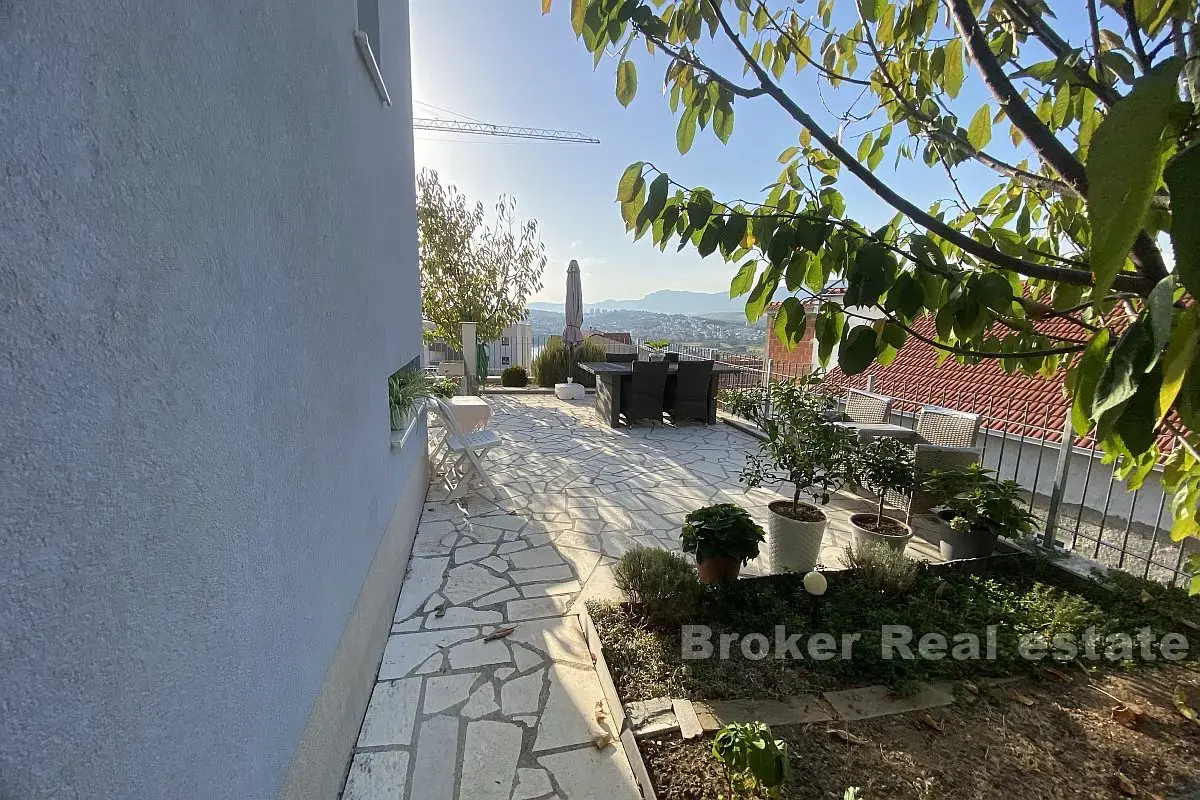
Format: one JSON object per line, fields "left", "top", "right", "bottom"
{"left": 590, "top": 555, "right": 1199, "bottom": 702}
{"left": 613, "top": 546, "right": 702, "bottom": 625}
{"left": 530, "top": 337, "right": 607, "bottom": 387}
{"left": 841, "top": 542, "right": 923, "bottom": 598}
{"left": 500, "top": 365, "right": 528, "bottom": 387}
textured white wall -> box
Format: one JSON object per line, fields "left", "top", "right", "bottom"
{"left": 0, "top": 1, "right": 423, "bottom": 798}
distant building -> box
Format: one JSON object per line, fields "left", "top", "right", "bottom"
{"left": 584, "top": 329, "right": 633, "bottom": 345}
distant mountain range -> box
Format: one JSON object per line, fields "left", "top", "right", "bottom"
{"left": 530, "top": 289, "right": 774, "bottom": 316}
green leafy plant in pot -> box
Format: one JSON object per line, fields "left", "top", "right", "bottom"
{"left": 924, "top": 465, "right": 1038, "bottom": 560}
{"left": 848, "top": 436, "right": 916, "bottom": 552}
{"left": 730, "top": 379, "right": 856, "bottom": 571}
{"left": 681, "top": 503, "right": 765, "bottom": 582}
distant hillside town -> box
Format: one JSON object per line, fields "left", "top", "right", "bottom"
{"left": 526, "top": 308, "right": 765, "bottom": 354}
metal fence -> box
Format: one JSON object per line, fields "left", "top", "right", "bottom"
{"left": 806, "top": 373, "right": 1195, "bottom": 589}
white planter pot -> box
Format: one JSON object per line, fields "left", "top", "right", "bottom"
{"left": 555, "top": 380, "right": 585, "bottom": 400}
{"left": 766, "top": 500, "right": 827, "bottom": 572}
{"left": 849, "top": 513, "right": 913, "bottom": 553}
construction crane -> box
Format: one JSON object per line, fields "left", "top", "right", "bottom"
{"left": 412, "top": 118, "right": 600, "bottom": 145}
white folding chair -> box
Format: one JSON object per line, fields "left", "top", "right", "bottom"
{"left": 428, "top": 398, "right": 506, "bottom": 503}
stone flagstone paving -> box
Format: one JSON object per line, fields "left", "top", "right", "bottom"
{"left": 341, "top": 394, "right": 930, "bottom": 800}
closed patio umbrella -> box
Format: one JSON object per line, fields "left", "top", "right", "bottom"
{"left": 563, "top": 260, "right": 584, "bottom": 381}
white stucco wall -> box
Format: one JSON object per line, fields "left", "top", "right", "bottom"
{"left": 0, "top": 1, "right": 423, "bottom": 798}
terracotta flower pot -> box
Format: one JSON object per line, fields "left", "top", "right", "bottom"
{"left": 696, "top": 555, "right": 741, "bottom": 583}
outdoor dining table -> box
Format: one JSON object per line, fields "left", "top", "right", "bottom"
{"left": 834, "top": 421, "right": 919, "bottom": 443}
{"left": 578, "top": 361, "right": 744, "bottom": 428}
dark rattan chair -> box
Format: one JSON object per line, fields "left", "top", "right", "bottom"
{"left": 620, "top": 360, "right": 670, "bottom": 426}
{"left": 607, "top": 352, "right": 637, "bottom": 363}
{"left": 668, "top": 360, "right": 714, "bottom": 424}
{"left": 663, "top": 352, "right": 680, "bottom": 363}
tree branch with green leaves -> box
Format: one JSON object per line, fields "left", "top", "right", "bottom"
{"left": 549, "top": 0, "right": 1200, "bottom": 588}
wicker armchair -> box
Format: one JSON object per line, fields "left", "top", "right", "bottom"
{"left": 914, "top": 405, "right": 982, "bottom": 448}
{"left": 620, "top": 360, "right": 670, "bottom": 426}
{"left": 667, "top": 360, "right": 714, "bottom": 424}
{"left": 842, "top": 389, "right": 895, "bottom": 424}
{"left": 883, "top": 406, "right": 984, "bottom": 519}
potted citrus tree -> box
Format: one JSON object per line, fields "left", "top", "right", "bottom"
{"left": 728, "top": 380, "right": 856, "bottom": 571}
{"left": 923, "top": 465, "right": 1038, "bottom": 559}
{"left": 680, "top": 503, "right": 765, "bottom": 582}
{"left": 848, "top": 436, "right": 916, "bottom": 552}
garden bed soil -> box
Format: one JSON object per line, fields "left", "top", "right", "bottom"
{"left": 769, "top": 500, "right": 826, "bottom": 523}
{"left": 640, "top": 665, "right": 1200, "bottom": 799}
{"left": 851, "top": 513, "right": 909, "bottom": 537}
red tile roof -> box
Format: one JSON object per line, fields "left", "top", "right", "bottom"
{"left": 820, "top": 314, "right": 1082, "bottom": 444}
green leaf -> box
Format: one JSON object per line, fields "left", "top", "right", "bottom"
{"left": 774, "top": 297, "right": 807, "bottom": 347}
{"left": 884, "top": 273, "right": 925, "bottom": 319}
{"left": 1158, "top": 307, "right": 1200, "bottom": 424}
{"left": 688, "top": 191, "right": 714, "bottom": 229}
{"left": 697, "top": 218, "right": 725, "bottom": 258}
{"left": 677, "top": 106, "right": 699, "bottom": 155}
{"left": 1165, "top": 142, "right": 1200, "bottom": 299}
{"left": 943, "top": 38, "right": 965, "bottom": 98}
{"left": 571, "top": 0, "right": 587, "bottom": 36}
{"left": 814, "top": 303, "right": 844, "bottom": 368}
{"left": 1093, "top": 319, "right": 1155, "bottom": 435}
{"left": 1087, "top": 59, "right": 1187, "bottom": 299}
{"left": 615, "top": 162, "right": 645, "bottom": 202}
{"left": 839, "top": 325, "right": 878, "bottom": 375}
{"left": 1133, "top": 0, "right": 1177, "bottom": 36}
{"left": 1071, "top": 329, "right": 1111, "bottom": 435}
{"left": 1147, "top": 275, "right": 1176, "bottom": 352}
{"left": 845, "top": 243, "right": 896, "bottom": 307}
{"left": 730, "top": 260, "right": 758, "bottom": 298}
{"left": 714, "top": 102, "right": 735, "bottom": 144}
{"left": 722, "top": 214, "right": 748, "bottom": 255}
{"left": 1115, "top": 363, "right": 1163, "bottom": 455}
{"left": 616, "top": 60, "right": 638, "bottom": 107}
{"left": 977, "top": 272, "right": 1015, "bottom": 312}
{"left": 778, "top": 146, "right": 800, "bottom": 164}
{"left": 967, "top": 104, "right": 992, "bottom": 150}
{"left": 641, "top": 172, "right": 670, "bottom": 224}
{"left": 745, "top": 268, "right": 780, "bottom": 322}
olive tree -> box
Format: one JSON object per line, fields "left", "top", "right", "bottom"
{"left": 545, "top": 0, "right": 1200, "bottom": 589}
{"left": 417, "top": 169, "right": 547, "bottom": 348}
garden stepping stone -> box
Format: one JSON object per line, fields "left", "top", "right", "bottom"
{"left": 822, "top": 681, "right": 957, "bottom": 721}
{"left": 694, "top": 697, "right": 834, "bottom": 730}
{"left": 673, "top": 699, "right": 704, "bottom": 740}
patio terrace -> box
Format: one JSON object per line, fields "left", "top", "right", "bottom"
{"left": 339, "top": 394, "right": 941, "bottom": 800}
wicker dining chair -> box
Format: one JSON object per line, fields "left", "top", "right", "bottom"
{"left": 606, "top": 352, "right": 637, "bottom": 363}
{"left": 667, "top": 359, "right": 714, "bottom": 424}
{"left": 842, "top": 389, "right": 895, "bottom": 424}
{"left": 620, "top": 360, "right": 671, "bottom": 426}
{"left": 914, "top": 405, "right": 982, "bottom": 448}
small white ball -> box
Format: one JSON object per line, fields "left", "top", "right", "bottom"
{"left": 803, "top": 571, "right": 828, "bottom": 597}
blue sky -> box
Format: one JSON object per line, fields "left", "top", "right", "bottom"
{"left": 408, "top": 1, "right": 1071, "bottom": 304}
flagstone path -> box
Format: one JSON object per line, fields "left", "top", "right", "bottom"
{"left": 339, "top": 394, "right": 931, "bottom": 800}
